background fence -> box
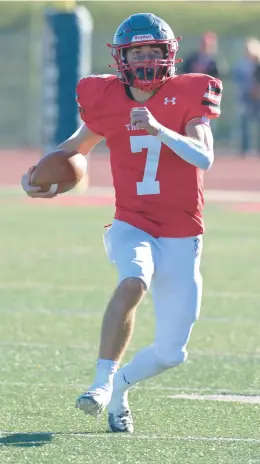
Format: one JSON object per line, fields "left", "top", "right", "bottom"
{"left": 1, "top": 1, "right": 260, "bottom": 152}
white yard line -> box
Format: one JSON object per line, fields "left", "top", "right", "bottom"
{"left": 85, "top": 188, "right": 260, "bottom": 204}
{"left": 201, "top": 316, "right": 260, "bottom": 324}
{"left": 2, "top": 185, "right": 260, "bottom": 203}
{"left": 57, "top": 434, "right": 260, "bottom": 443}
{"left": 0, "top": 282, "right": 100, "bottom": 292}
{"left": 1, "top": 341, "right": 260, "bottom": 359}
{"left": 0, "top": 381, "right": 259, "bottom": 397}
{"left": 0, "top": 282, "right": 260, "bottom": 299}
{"left": 168, "top": 393, "right": 260, "bottom": 404}
{"left": 1, "top": 306, "right": 260, "bottom": 325}
{"left": 205, "top": 189, "right": 260, "bottom": 203}
{"left": 84, "top": 186, "right": 260, "bottom": 204}
{"left": 206, "top": 290, "right": 260, "bottom": 299}
{"left": 0, "top": 381, "right": 209, "bottom": 391}
{"left": 0, "top": 430, "right": 259, "bottom": 444}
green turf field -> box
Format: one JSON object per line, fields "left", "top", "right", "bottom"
{"left": 1, "top": 194, "right": 260, "bottom": 463}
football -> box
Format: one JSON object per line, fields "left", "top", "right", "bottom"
{"left": 31, "top": 149, "right": 87, "bottom": 194}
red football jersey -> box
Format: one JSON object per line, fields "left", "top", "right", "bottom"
{"left": 76, "top": 73, "right": 222, "bottom": 237}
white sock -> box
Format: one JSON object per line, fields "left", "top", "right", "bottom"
{"left": 108, "top": 346, "right": 167, "bottom": 413}
{"left": 108, "top": 389, "right": 130, "bottom": 414}
{"left": 90, "top": 358, "right": 119, "bottom": 393}
{"left": 111, "top": 345, "right": 167, "bottom": 394}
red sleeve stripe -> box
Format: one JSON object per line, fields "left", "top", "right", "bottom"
{"left": 207, "top": 84, "right": 222, "bottom": 95}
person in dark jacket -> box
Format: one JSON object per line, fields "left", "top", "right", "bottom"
{"left": 183, "top": 32, "right": 219, "bottom": 78}
{"left": 233, "top": 37, "right": 260, "bottom": 155}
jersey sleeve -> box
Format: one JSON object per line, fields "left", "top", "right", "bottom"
{"left": 76, "top": 76, "right": 104, "bottom": 136}
{"left": 185, "top": 75, "right": 223, "bottom": 123}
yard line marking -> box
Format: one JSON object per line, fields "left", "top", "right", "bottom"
{"left": 201, "top": 316, "right": 260, "bottom": 324}
{"left": 0, "top": 282, "right": 100, "bottom": 292}
{"left": 1, "top": 341, "right": 260, "bottom": 359}
{"left": 205, "top": 189, "right": 260, "bottom": 203}
{"left": 168, "top": 393, "right": 260, "bottom": 404}
{"left": 206, "top": 290, "right": 260, "bottom": 299}
{"left": 0, "top": 381, "right": 259, "bottom": 396}
{"left": 2, "top": 185, "right": 260, "bottom": 201}
{"left": 191, "top": 349, "right": 260, "bottom": 359}
{"left": 0, "top": 431, "right": 260, "bottom": 444}
{"left": 1, "top": 305, "right": 260, "bottom": 325}
{"left": 60, "top": 434, "right": 260, "bottom": 443}
{"left": 0, "top": 282, "right": 260, "bottom": 299}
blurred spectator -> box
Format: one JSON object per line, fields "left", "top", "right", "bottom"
{"left": 233, "top": 37, "right": 260, "bottom": 155}
{"left": 182, "top": 32, "right": 220, "bottom": 77}
{"left": 181, "top": 32, "right": 228, "bottom": 137}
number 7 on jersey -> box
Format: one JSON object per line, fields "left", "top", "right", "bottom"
{"left": 130, "top": 135, "right": 162, "bottom": 195}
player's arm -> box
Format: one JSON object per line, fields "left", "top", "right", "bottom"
{"left": 157, "top": 116, "right": 214, "bottom": 170}
{"left": 131, "top": 77, "right": 222, "bottom": 171}
{"left": 21, "top": 124, "right": 103, "bottom": 198}
{"left": 56, "top": 123, "right": 103, "bottom": 154}
{"left": 156, "top": 76, "right": 222, "bottom": 170}
{"left": 131, "top": 108, "right": 214, "bottom": 171}
{"left": 22, "top": 73, "right": 105, "bottom": 198}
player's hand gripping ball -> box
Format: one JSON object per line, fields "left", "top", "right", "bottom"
{"left": 21, "top": 150, "right": 87, "bottom": 198}
{"left": 130, "top": 107, "right": 162, "bottom": 136}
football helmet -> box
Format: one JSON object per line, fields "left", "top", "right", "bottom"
{"left": 107, "top": 13, "right": 182, "bottom": 92}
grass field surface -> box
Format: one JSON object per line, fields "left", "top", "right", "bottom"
{"left": 1, "top": 192, "right": 260, "bottom": 463}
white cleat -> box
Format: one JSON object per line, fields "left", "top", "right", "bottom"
{"left": 108, "top": 390, "right": 134, "bottom": 433}
{"left": 76, "top": 389, "right": 110, "bottom": 418}
{"left": 108, "top": 409, "right": 134, "bottom": 433}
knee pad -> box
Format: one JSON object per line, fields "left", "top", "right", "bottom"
{"left": 155, "top": 344, "right": 188, "bottom": 368}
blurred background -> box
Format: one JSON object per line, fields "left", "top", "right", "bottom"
{"left": 1, "top": 0, "right": 260, "bottom": 187}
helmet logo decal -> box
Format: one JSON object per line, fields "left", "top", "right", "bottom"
{"left": 132, "top": 34, "right": 154, "bottom": 42}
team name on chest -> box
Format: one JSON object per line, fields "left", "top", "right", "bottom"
{"left": 125, "top": 123, "right": 142, "bottom": 132}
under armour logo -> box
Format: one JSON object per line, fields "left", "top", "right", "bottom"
{"left": 164, "top": 97, "right": 176, "bottom": 105}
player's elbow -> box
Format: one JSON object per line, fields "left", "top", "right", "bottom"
{"left": 200, "top": 151, "right": 214, "bottom": 171}
{"left": 200, "top": 159, "right": 212, "bottom": 171}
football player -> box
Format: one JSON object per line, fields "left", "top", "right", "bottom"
{"left": 21, "top": 13, "right": 222, "bottom": 433}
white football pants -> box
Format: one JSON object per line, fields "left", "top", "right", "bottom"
{"left": 103, "top": 219, "right": 203, "bottom": 383}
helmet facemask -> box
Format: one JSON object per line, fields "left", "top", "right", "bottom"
{"left": 108, "top": 39, "right": 182, "bottom": 92}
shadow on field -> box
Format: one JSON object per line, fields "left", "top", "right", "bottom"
{"left": 0, "top": 430, "right": 110, "bottom": 447}
{"left": 0, "top": 432, "right": 53, "bottom": 447}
